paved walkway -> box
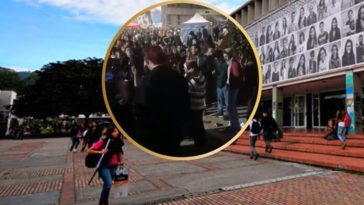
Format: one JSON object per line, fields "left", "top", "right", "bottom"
{"left": 0, "top": 138, "right": 363, "bottom": 205}
{"left": 159, "top": 171, "right": 364, "bottom": 205}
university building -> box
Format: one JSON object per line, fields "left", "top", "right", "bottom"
{"left": 231, "top": 0, "right": 364, "bottom": 133}
{"left": 0, "top": 90, "right": 17, "bottom": 135}
{"left": 161, "top": 4, "right": 223, "bottom": 27}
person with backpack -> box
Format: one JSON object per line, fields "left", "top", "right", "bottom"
{"left": 86, "top": 121, "right": 102, "bottom": 148}
{"left": 249, "top": 114, "right": 262, "bottom": 160}
{"left": 343, "top": 108, "right": 352, "bottom": 135}
{"left": 261, "top": 110, "right": 278, "bottom": 153}
{"left": 337, "top": 108, "right": 351, "bottom": 149}
{"left": 87, "top": 126, "right": 124, "bottom": 205}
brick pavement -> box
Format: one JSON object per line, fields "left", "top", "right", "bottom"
{"left": 159, "top": 172, "right": 364, "bottom": 205}
{"left": 0, "top": 138, "right": 363, "bottom": 205}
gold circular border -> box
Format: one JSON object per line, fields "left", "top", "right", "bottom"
{"left": 102, "top": 0, "right": 262, "bottom": 160}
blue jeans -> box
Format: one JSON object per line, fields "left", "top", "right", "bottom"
{"left": 227, "top": 87, "right": 240, "bottom": 130}
{"left": 337, "top": 126, "right": 346, "bottom": 143}
{"left": 217, "top": 85, "right": 228, "bottom": 115}
{"left": 98, "top": 165, "right": 117, "bottom": 204}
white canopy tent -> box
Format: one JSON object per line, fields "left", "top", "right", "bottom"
{"left": 180, "top": 13, "right": 210, "bottom": 45}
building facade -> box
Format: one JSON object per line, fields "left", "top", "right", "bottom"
{"left": 0, "top": 90, "right": 17, "bottom": 135}
{"left": 232, "top": 0, "right": 364, "bottom": 133}
{"left": 161, "top": 4, "right": 223, "bottom": 28}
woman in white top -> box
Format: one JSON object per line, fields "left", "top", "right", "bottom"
{"left": 273, "top": 41, "right": 280, "bottom": 60}
{"left": 317, "top": 47, "right": 328, "bottom": 72}
{"left": 298, "top": 31, "right": 306, "bottom": 53}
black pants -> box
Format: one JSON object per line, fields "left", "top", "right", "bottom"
{"left": 263, "top": 131, "right": 272, "bottom": 148}
{"left": 70, "top": 137, "right": 80, "bottom": 151}
{"left": 189, "top": 110, "right": 206, "bottom": 147}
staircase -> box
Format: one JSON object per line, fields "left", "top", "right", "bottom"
{"left": 226, "top": 131, "right": 364, "bottom": 172}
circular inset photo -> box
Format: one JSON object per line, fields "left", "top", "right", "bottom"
{"left": 102, "top": 0, "right": 262, "bottom": 159}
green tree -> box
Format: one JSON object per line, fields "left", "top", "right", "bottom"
{"left": 218, "top": 26, "right": 256, "bottom": 62}
{"left": 0, "top": 67, "right": 25, "bottom": 92}
{"left": 13, "top": 58, "right": 106, "bottom": 123}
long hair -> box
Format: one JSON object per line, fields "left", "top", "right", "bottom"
{"left": 317, "top": 47, "right": 327, "bottom": 68}
{"left": 297, "top": 54, "right": 306, "bottom": 71}
{"left": 343, "top": 39, "right": 354, "bottom": 56}
{"left": 331, "top": 17, "right": 338, "bottom": 30}
{"left": 331, "top": 44, "right": 339, "bottom": 60}
{"left": 266, "top": 25, "right": 272, "bottom": 43}
{"left": 308, "top": 26, "right": 317, "bottom": 46}
{"left": 356, "top": 5, "right": 364, "bottom": 32}
{"left": 298, "top": 7, "right": 305, "bottom": 27}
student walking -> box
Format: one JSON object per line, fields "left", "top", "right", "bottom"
{"left": 87, "top": 126, "right": 124, "bottom": 205}
{"left": 249, "top": 114, "right": 261, "bottom": 160}
{"left": 86, "top": 121, "right": 102, "bottom": 148}
{"left": 71, "top": 123, "right": 86, "bottom": 152}
{"left": 337, "top": 108, "right": 351, "bottom": 149}
{"left": 261, "top": 110, "right": 278, "bottom": 153}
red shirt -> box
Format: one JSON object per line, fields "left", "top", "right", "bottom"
{"left": 91, "top": 139, "right": 119, "bottom": 165}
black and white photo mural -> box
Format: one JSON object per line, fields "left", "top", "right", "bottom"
{"left": 248, "top": 0, "right": 364, "bottom": 85}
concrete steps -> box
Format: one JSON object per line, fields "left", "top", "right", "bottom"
{"left": 226, "top": 132, "right": 364, "bottom": 172}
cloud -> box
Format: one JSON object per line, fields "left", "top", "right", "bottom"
{"left": 14, "top": 0, "right": 245, "bottom": 25}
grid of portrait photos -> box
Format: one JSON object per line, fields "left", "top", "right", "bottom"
{"left": 248, "top": 0, "right": 364, "bottom": 85}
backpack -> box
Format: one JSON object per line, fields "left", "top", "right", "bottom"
{"left": 85, "top": 138, "right": 111, "bottom": 168}
{"left": 251, "top": 120, "right": 262, "bottom": 134}
{"left": 85, "top": 154, "right": 102, "bottom": 168}
{"left": 271, "top": 117, "right": 279, "bottom": 132}
{"left": 344, "top": 113, "right": 351, "bottom": 127}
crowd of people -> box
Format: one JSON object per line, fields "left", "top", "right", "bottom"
{"left": 106, "top": 22, "right": 252, "bottom": 156}
{"left": 69, "top": 120, "right": 108, "bottom": 153}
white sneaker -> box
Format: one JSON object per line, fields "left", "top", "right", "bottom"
{"left": 73, "top": 148, "right": 77, "bottom": 152}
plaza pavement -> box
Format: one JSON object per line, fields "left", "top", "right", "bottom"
{"left": 0, "top": 138, "right": 363, "bottom": 205}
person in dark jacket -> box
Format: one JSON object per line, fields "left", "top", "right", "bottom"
{"left": 356, "top": 5, "right": 364, "bottom": 33}
{"left": 204, "top": 47, "right": 216, "bottom": 106}
{"left": 136, "top": 45, "right": 190, "bottom": 156}
{"left": 69, "top": 122, "right": 79, "bottom": 152}
{"left": 356, "top": 34, "right": 364, "bottom": 63}
{"left": 329, "top": 17, "right": 341, "bottom": 42}
{"left": 214, "top": 50, "right": 228, "bottom": 117}
{"left": 260, "top": 110, "right": 278, "bottom": 153}
{"left": 342, "top": 39, "right": 356, "bottom": 66}
{"left": 86, "top": 121, "right": 102, "bottom": 148}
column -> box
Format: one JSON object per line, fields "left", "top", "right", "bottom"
{"left": 262, "top": 0, "right": 269, "bottom": 16}
{"left": 255, "top": 0, "right": 262, "bottom": 20}
{"left": 247, "top": 4, "right": 254, "bottom": 24}
{"left": 241, "top": 9, "right": 247, "bottom": 26}
{"left": 272, "top": 86, "right": 283, "bottom": 127}
{"left": 345, "top": 71, "right": 363, "bottom": 134}
{"left": 269, "top": 0, "right": 279, "bottom": 11}
{"left": 235, "top": 13, "right": 241, "bottom": 25}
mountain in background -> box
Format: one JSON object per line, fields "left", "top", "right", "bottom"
{"left": 0, "top": 67, "right": 31, "bottom": 79}
{"left": 18, "top": 72, "right": 31, "bottom": 79}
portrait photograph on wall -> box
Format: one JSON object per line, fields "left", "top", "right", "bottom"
{"left": 248, "top": 0, "right": 364, "bottom": 85}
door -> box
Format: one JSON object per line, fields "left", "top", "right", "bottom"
{"left": 312, "top": 93, "right": 321, "bottom": 128}
{"left": 292, "top": 95, "right": 306, "bottom": 128}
